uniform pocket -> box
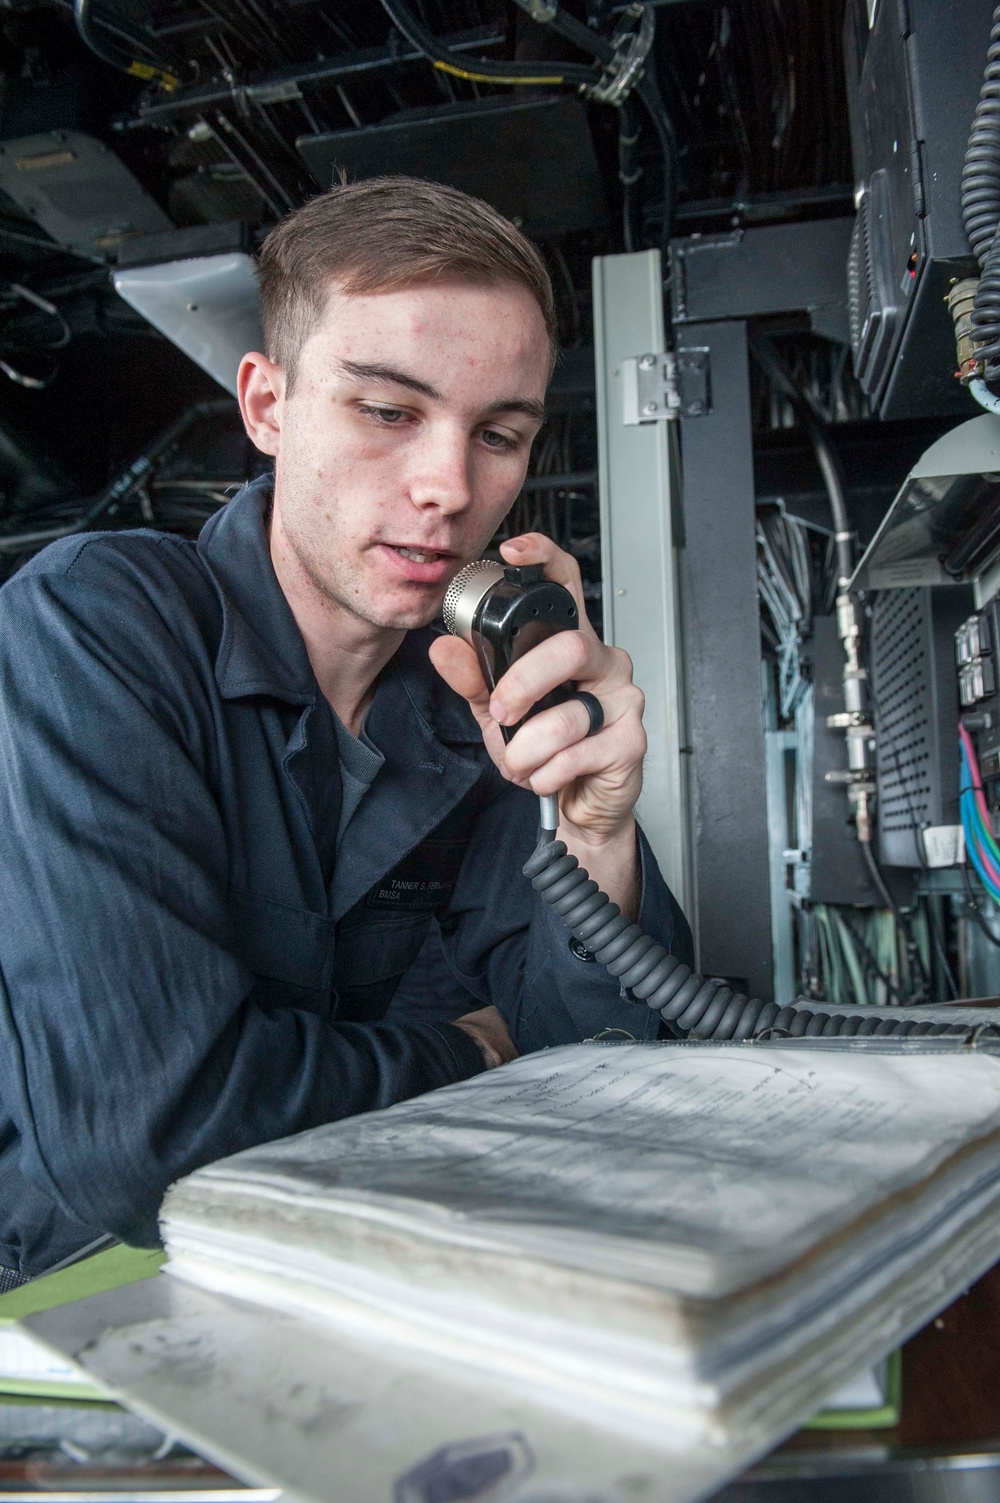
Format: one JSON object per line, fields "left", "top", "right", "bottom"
{"left": 225, "top": 887, "right": 335, "bottom": 993}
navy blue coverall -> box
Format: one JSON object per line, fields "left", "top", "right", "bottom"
{"left": 0, "top": 476, "right": 691, "bottom": 1276}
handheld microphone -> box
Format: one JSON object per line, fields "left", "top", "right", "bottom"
{"left": 442, "top": 560, "right": 580, "bottom": 747}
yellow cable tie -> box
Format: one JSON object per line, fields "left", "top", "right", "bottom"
{"left": 127, "top": 60, "right": 179, "bottom": 91}
{"left": 433, "top": 60, "right": 564, "bottom": 86}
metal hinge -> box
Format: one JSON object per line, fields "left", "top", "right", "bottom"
{"left": 621, "top": 348, "right": 711, "bottom": 425}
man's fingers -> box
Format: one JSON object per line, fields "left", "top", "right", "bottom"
{"left": 503, "top": 694, "right": 646, "bottom": 790}
{"left": 453, "top": 1005, "right": 518, "bottom": 1068}
{"left": 490, "top": 633, "right": 634, "bottom": 727}
{"left": 428, "top": 634, "right": 491, "bottom": 718}
{"left": 500, "top": 533, "right": 591, "bottom": 629}
{"left": 523, "top": 717, "right": 647, "bottom": 799}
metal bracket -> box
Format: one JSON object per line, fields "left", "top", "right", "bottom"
{"left": 587, "top": 4, "right": 655, "bottom": 106}
{"left": 512, "top": 0, "right": 557, "bottom": 20}
{"left": 676, "top": 346, "right": 711, "bottom": 418}
{"left": 622, "top": 347, "right": 712, "bottom": 425}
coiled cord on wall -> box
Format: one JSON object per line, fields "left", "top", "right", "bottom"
{"left": 963, "top": 5, "right": 1000, "bottom": 377}
{"left": 524, "top": 827, "right": 998, "bottom": 1042}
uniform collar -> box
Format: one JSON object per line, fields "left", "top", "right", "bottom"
{"left": 197, "top": 475, "right": 481, "bottom": 748}
{"left": 198, "top": 474, "right": 316, "bottom": 704}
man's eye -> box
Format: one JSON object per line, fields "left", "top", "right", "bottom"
{"left": 481, "top": 429, "right": 517, "bottom": 451}
{"left": 360, "top": 404, "right": 407, "bottom": 425}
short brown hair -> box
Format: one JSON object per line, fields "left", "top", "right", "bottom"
{"left": 257, "top": 176, "right": 557, "bottom": 385}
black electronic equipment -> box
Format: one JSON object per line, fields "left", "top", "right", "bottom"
{"left": 297, "top": 94, "right": 608, "bottom": 240}
{"left": 843, "top": 0, "right": 993, "bottom": 419}
{"left": 871, "top": 585, "right": 973, "bottom": 866}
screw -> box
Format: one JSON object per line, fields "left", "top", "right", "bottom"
{"left": 616, "top": 587, "right": 627, "bottom": 596}
{"left": 688, "top": 399, "right": 704, "bottom": 415}
{"left": 642, "top": 401, "right": 658, "bottom": 415}
{"left": 639, "top": 354, "right": 656, "bottom": 369}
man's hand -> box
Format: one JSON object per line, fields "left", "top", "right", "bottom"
{"left": 452, "top": 1005, "right": 518, "bottom": 1069}
{"left": 429, "top": 534, "right": 645, "bottom": 917}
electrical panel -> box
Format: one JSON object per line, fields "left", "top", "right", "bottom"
{"left": 871, "top": 585, "right": 972, "bottom": 866}
{"left": 843, "top": 0, "right": 992, "bottom": 419}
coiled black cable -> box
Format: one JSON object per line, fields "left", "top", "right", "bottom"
{"left": 524, "top": 830, "right": 996, "bottom": 1042}
{"left": 962, "top": 6, "right": 1000, "bottom": 375}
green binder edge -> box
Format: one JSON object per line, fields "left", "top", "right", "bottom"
{"left": 805, "top": 1348, "right": 901, "bottom": 1430}
{"left": 0, "top": 1244, "right": 164, "bottom": 1402}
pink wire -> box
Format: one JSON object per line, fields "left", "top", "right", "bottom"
{"left": 959, "top": 721, "right": 995, "bottom": 831}
{"left": 959, "top": 721, "right": 1000, "bottom": 886}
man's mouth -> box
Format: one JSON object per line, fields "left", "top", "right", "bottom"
{"left": 378, "top": 543, "right": 458, "bottom": 586}
{"left": 390, "top": 546, "right": 450, "bottom": 564}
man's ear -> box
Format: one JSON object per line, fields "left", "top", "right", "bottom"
{"left": 238, "top": 351, "right": 284, "bottom": 457}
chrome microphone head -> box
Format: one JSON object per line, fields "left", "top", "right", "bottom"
{"left": 442, "top": 559, "right": 505, "bottom": 643}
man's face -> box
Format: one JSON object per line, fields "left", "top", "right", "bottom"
{"left": 260, "top": 278, "right": 550, "bottom": 634}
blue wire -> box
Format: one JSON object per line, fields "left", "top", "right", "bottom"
{"left": 959, "top": 742, "right": 1000, "bottom": 899}
{"left": 960, "top": 778, "right": 1000, "bottom": 904}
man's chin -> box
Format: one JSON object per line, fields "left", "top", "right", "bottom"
{"left": 368, "top": 593, "right": 447, "bottom": 633}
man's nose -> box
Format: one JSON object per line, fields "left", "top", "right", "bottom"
{"left": 407, "top": 426, "right": 473, "bottom": 515}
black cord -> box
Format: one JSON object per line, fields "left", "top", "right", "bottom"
{"left": 376, "top": 0, "right": 599, "bottom": 87}
{"left": 962, "top": 859, "right": 1000, "bottom": 950}
{"left": 747, "top": 329, "right": 853, "bottom": 586}
{"left": 72, "top": 0, "right": 177, "bottom": 86}
{"left": 962, "top": 5, "right": 1000, "bottom": 380}
{"left": 539, "top": 5, "right": 677, "bottom": 253}
{"left": 618, "top": 98, "right": 642, "bottom": 253}
{"left": 860, "top": 840, "right": 932, "bottom": 995}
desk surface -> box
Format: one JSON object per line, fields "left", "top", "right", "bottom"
{"left": 3, "top": 1267, "right": 1000, "bottom": 1501}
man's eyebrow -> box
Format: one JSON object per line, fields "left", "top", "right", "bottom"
{"left": 338, "top": 361, "right": 442, "bottom": 401}
{"left": 485, "top": 397, "right": 547, "bottom": 425}
{"left": 338, "top": 361, "right": 545, "bottom": 425}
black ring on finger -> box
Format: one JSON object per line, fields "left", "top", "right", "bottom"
{"left": 570, "top": 690, "right": 604, "bottom": 738}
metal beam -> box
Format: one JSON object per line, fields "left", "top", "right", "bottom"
{"left": 678, "top": 319, "right": 772, "bottom": 997}
{"left": 122, "top": 27, "right": 505, "bottom": 128}
{"left": 670, "top": 219, "right": 854, "bottom": 344}
{"left": 592, "top": 250, "right": 692, "bottom": 918}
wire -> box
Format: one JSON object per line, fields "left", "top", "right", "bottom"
{"left": 962, "top": 6, "right": 1000, "bottom": 379}
{"left": 747, "top": 329, "right": 853, "bottom": 586}
{"left": 375, "top": 0, "right": 598, "bottom": 87}
{"left": 857, "top": 837, "right": 934, "bottom": 999}
{"left": 970, "top": 375, "right": 1000, "bottom": 414}
{"left": 0, "top": 358, "right": 53, "bottom": 390}
{"left": 72, "top": 0, "right": 178, "bottom": 89}
{"left": 960, "top": 763, "right": 1000, "bottom": 901}
{"left": 0, "top": 400, "right": 236, "bottom": 554}
{"left": 838, "top": 908, "right": 904, "bottom": 1004}
{"left": 959, "top": 731, "right": 1000, "bottom": 906}
{"left": 959, "top": 724, "right": 1000, "bottom": 863}
{"left": 530, "top": 3, "right": 678, "bottom": 251}
{"left": 2, "top": 283, "right": 71, "bottom": 350}
{"left": 961, "top": 858, "right": 1000, "bottom": 948}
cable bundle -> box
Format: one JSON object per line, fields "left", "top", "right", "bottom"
{"left": 960, "top": 722, "right": 1000, "bottom": 905}
{"left": 962, "top": 6, "right": 1000, "bottom": 381}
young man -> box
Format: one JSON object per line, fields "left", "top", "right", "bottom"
{"left": 0, "top": 177, "right": 691, "bottom": 1281}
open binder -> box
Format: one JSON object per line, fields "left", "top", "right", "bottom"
{"left": 23, "top": 1036, "right": 1000, "bottom": 1503}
